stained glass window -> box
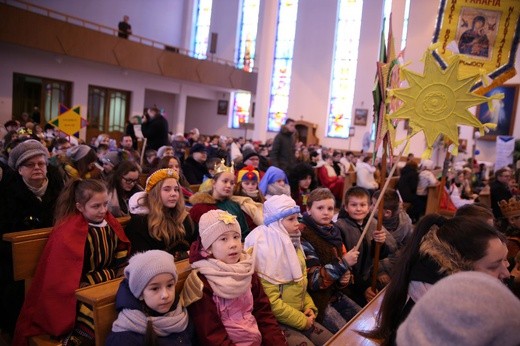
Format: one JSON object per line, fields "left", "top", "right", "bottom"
{"left": 192, "top": 0, "right": 213, "bottom": 59}
{"left": 236, "top": 0, "right": 260, "bottom": 71}
{"left": 400, "top": 0, "right": 411, "bottom": 50}
{"left": 230, "top": 92, "right": 251, "bottom": 128}
{"left": 326, "top": 0, "right": 363, "bottom": 138}
{"left": 267, "top": 0, "right": 299, "bottom": 132}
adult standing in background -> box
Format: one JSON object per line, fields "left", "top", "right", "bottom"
{"left": 490, "top": 168, "right": 514, "bottom": 227}
{"left": 118, "top": 15, "right": 132, "bottom": 39}
{"left": 141, "top": 107, "right": 169, "bottom": 151}
{"left": 270, "top": 118, "right": 296, "bottom": 173}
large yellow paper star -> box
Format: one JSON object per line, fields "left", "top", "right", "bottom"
{"left": 388, "top": 51, "right": 495, "bottom": 157}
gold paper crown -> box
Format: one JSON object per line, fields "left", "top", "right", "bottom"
{"left": 145, "top": 168, "right": 179, "bottom": 193}
{"left": 498, "top": 198, "right": 520, "bottom": 219}
{"left": 214, "top": 159, "right": 234, "bottom": 175}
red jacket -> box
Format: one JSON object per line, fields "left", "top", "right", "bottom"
{"left": 13, "top": 213, "right": 130, "bottom": 346}
{"left": 187, "top": 272, "right": 287, "bottom": 346}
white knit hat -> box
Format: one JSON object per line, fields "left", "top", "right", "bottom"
{"left": 124, "top": 250, "right": 178, "bottom": 298}
{"left": 396, "top": 271, "right": 520, "bottom": 346}
{"left": 263, "top": 195, "right": 300, "bottom": 225}
{"left": 199, "top": 210, "right": 241, "bottom": 250}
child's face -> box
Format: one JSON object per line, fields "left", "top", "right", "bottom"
{"left": 345, "top": 195, "right": 370, "bottom": 223}
{"left": 76, "top": 191, "right": 109, "bottom": 223}
{"left": 146, "top": 154, "right": 156, "bottom": 164}
{"left": 281, "top": 214, "right": 300, "bottom": 235}
{"left": 299, "top": 176, "right": 312, "bottom": 190}
{"left": 241, "top": 180, "right": 258, "bottom": 194}
{"left": 213, "top": 172, "right": 235, "bottom": 199}
{"left": 163, "top": 148, "right": 174, "bottom": 157}
{"left": 307, "top": 198, "right": 335, "bottom": 226}
{"left": 275, "top": 179, "right": 286, "bottom": 187}
{"left": 160, "top": 178, "right": 180, "bottom": 208}
{"left": 141, "top": 273, "right": 176, "bottom": 314}
{"left": 509, "top": 215, "right": 520, "bottom": 230}
{"left": 209, "top": 230, "right": 242, "bottom": 264}
{"left": 168, "top": 158, "right": 180, "bottom": 173}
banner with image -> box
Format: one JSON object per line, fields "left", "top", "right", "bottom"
{"left": 432, "top": 0, "right": 520, "bottom": 95}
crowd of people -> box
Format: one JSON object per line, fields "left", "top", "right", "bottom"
{"left": 0, "top": 113, "right": 519, "bottom": 345}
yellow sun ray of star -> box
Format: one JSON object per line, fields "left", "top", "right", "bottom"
{"left": 387, "top": 51, "right": 496, "bottom": 158}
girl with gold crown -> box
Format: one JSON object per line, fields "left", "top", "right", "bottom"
{"left": 189, "top": 159, "right": 263, "bottom": 240}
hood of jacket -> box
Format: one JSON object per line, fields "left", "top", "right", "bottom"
{"left": 419, "top": 227, "right": 474, "bottom": 276}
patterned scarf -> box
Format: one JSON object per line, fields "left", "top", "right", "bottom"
{"left": 302, "top": 212, "right": 343, "bottom": 248}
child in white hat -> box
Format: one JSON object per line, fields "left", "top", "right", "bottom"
{"left": 245, "top": 195, "right": 333, "bottom": 345}
{"left": 107, "top": 250, "right": 193, "bottom": 345}
{"left": 184, "top": 209, "right": 286, "bottom": 345}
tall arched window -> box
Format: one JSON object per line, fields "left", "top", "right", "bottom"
{"left": 267, "top": 0, "right": 299, "bottom": 132}
{"left": 326, "top": 0, "right": 363, "bottom": 138}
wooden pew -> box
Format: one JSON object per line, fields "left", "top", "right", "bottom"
{"left": 425, "top": 185, "right": 455, "bottom": 217}
{"left": 2, "top": 216, "right": 130, "bottom": 294}
{"left": 31, "top": 260, "right": 192, "bottom": 346}
{"left": 189, "top": 184, "right": 201, "bottom": 193}
{"left": 74, "top": 259, "right": 192, "bottom": 346}
{"left": 325, "top": 288, "right": 385, "bottom": 345}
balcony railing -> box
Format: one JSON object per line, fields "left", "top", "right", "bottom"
{"left": 2, "top": 0, "right": 257, "bottom": 72}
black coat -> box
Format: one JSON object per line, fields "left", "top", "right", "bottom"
{"left": 141, "top": 114, "right": 169, "bottom": 151}
{"left": 270, "top": 126, "right": 296, "bottom": 172}
{"left": 182, "top": 157, "right": 209, "bottom": 185}
{"left": 490, "top": 180, "right": 513, "bottom": 219}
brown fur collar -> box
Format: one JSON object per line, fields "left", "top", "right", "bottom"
{"left": 189, "top": 191, "right": 216, "bottom": 205}
{"left": 419, "top": 226, "right": 474, "bottom": 276}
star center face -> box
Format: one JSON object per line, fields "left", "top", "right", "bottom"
{"left": 417, "top": 84, "right": 455, "bottom": 121}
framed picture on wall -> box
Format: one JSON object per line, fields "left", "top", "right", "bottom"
{"left": 217, "top": 100, "right": 229, "bottom": 115}
{"left": 476, "top": 84, "right": 519, "bottom": 140}
{"left": 353, "top": 108, "right": 368, "bottom": 126}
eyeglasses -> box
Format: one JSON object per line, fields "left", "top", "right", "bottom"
{"left": 22, "top": 162, "right": 46, "bottom": 169}
{"left": 122, "top": 177, "right": 139, "bottom": 184}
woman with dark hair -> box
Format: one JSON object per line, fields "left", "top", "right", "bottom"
{"left": 288, "top": 162, "right": 318, "bottom": 210}
{"left": 365, "top": 214, "right": 510, "bottom": 344}
{"left": 107, "top": 160, "right": 143, "bottom": 217}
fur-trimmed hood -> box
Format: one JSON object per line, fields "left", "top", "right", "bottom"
{"left": 189, "top": 191, "right": 216, "bottom": 205}
{"left": 419, "top": 226, "right": 474, "bottom": 276}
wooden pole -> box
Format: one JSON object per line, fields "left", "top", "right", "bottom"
{"left": 371, "top": 135, "right": 388, "bottom": 290}
{"left": 354, "top": 140, "right": 407, "bottom": 250}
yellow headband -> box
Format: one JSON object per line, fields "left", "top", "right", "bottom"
{"left": 145, "top": 168, "right": 179, "bottom": 192}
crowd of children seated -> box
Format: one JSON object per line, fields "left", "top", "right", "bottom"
{"left": 1, "top": 118, "right": 520, "bottom": 345}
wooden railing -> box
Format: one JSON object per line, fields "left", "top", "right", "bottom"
{"left": 1, "top": 0, "right": 257, "bottom": 72}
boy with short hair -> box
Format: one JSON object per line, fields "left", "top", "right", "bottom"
{"left": 336, "top": 186, "right": 397, "bottom": 306}
{"left": 372, "top": 189, "right": 413, "bottom": 285}
{"left": 300, "top": 188, "right": 361, "bottom": 333}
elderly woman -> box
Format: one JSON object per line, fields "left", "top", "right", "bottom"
{"left": 0, "top": 139, "right": 64, "bottom": 337}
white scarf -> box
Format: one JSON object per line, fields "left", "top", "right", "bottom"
{"left": 111, "top": 302, "right": 189, "bottom": 336}
{"left": 190, "top": 252, "right": 255, "bottom": 299}
{"left": 244, "top": 221, "right": 304, "bottom": 285}
{"left": 23, "top": 176, "right": 48, "bottom": 200}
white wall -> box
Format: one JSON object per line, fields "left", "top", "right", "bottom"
{"left": 209, "top": 0, "right": 240, "bottom": 62}
{"left": 185, "top": 96, "right": 244, "bottom": 138}
{"left": 0, "top": 42, "right": 227, "bottom": 136}
{"left": 25, "top": 0, "right": 186, "bottom": 48}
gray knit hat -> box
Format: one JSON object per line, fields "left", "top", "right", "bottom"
{"left": 101, "top": 151, "right": 121, "bottom": 167}
{"left": 396, "top": 271, "right": 520, "bottom": 346}
{"left": 199, "top": 210, "right": 241, "bottom": 250}
{"left": 67, "top": 145, "right": 93, "bottom": 162}
{"left": 8, "top": 139, "right": 49, "bottom": 170}
{"left": 124, "top": 250, "right": 178, "bottom": 298}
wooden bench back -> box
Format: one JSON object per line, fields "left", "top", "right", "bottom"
{"left": 74, "top": 259, "right": 191, "bottom": 346}
{"left": 2, "top": 216, "right": 131, "bottom": 294}
{"left": 325, "top": 288, "right": 385, "bottom": 345}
